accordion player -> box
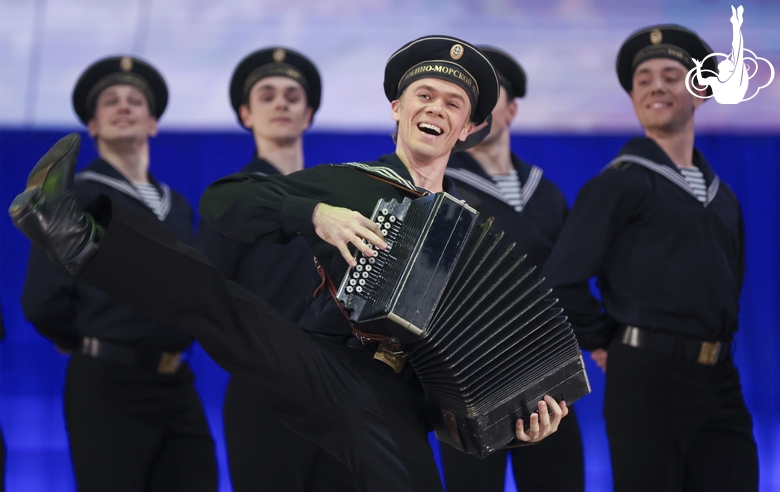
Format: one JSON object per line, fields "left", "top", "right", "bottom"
{"left": 335, "top": 192, "right": 591, "bottom": 458}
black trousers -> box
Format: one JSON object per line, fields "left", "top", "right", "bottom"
{"left": 604, "top": 339, "right": 758, "bottom": 492}
{"left": 440, "top": 404, "right": 584, "bottom": 492}
{"left": 80, "top": 197, "right": 444, "bottom": 492}
{"left": 224, "top": 376, "right": 356, "bottom": 492}
{"left": 63, "top": 355, "right": 217, "bottom": 492}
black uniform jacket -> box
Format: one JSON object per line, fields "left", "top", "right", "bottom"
{"left": 200, "top": 153, "right": 460, "bottom": 338}
{"left": 21, "top": 158, "right": 196, "bottom": 352}
{"left": 445, "top": 151, "right": 568, "bottom": 272}
{"left": 541, "top": 138, "right": 745, "bottom": 351}
{"left": 196, "top": 157, "right": 319, "bottom": 322}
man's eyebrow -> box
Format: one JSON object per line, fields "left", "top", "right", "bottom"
{"left": 445, "top": 91, "right": 467, "bottom": 103}
{"left": 634, "top": 67, "right": 651, "bottom": 77}
{"left": 414, "top": 84, "right": 467, "bottom": 103}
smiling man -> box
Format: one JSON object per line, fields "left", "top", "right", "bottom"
{"left": 19, "top": 56, "right": 217, "bottom": 492}
{"left": 542, "top": 25, "right": 759, "bottom": 491}
{"left": 10, "top": 36, "right": 567, "bottom": 492}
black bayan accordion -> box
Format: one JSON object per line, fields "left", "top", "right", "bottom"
{"left": 336, "top": 192, "right": 590, "bottom": 458}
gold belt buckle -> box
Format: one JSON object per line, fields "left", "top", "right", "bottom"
{"left": 697, "top": 341, "right": 722, "bottom": 366}
{"left": 373, "top": 344, "right": 406, "bottom": 373}
{"left": 157, "top": 352, "right": 182, "bottom": 375}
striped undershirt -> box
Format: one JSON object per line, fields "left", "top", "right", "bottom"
{"left": 132, "top": 183, "right": 165, "bottom": 220}
{"left": 678, "top": 166, "right": 707, "bottom": 203}
{"left": 490, "top": 170, "right": 524, "bottom": 212}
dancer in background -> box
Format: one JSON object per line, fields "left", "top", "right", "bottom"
{"left": 20, "top": 56, "right": 217, "bottom": 492}
{"left": 197, "top": 47, "right": 354, "bottom": 491}
{"left": 543, "top": 25, "right": 758, "bottom": 491}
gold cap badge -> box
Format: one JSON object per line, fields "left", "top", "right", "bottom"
{"left": 650, "top": 29, "right": 663, "bottom": 45}
{"left": 119, "top": 56, "right": 134, "bottom": 72}
{"left": 450, "top": 44, "right": 464, "bottom": 60}
{"left": 273, "top": 48, "right": 287, "bottom": 63}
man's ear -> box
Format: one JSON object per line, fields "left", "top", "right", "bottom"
{"left": 390, "top": 98, "right": 402, "bottom": 123}
{"left": 457, "top": 120, "right": 475, "bottom": 142}
{"left": 147, "top": 117, "right": 158, "bottom": 138}
{"left": 692, "top": 89, "right": 706, "bottom": 110}
{"left": 506, "top": 100, "right": 518, "bottom": 124}
{"left": 304, "top": 106, "right": 314, "bottom": 129}
{"left": 239, "top": 103, "right": 253, "bottom": 129}
{"left": 87, "top": 118, "right": 98, "bottom": 138}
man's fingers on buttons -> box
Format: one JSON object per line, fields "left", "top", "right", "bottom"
{"left": 340, "top": 247, "right": 356, "bottom": 266}
{"left": 358, "top": 241, "right": 375, "bottom": 257}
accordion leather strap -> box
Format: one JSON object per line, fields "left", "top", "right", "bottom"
{"left": 313, "top": 257, "right": 404, "bottom": 355}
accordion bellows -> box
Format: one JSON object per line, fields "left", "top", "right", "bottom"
{"left": 336, "top": 193, "right": 590, "bottom": 457}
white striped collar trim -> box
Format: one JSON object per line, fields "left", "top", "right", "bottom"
{"left": 604, "top": 154, "right": 720, "bottom": 207}
{"left": 445, "top": 165, "right": 543, "bottom": 210}
{"left": 521, "top": 166, "right": 543, "bottom": 207}
{"left": 341, "top": 162, "right": 419, "bottom": 193}
{"left": 75, "top": 170, "right": 172, "bottom": 220}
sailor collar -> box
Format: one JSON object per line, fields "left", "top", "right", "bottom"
{"left": 243, "top": 155, "right": 281, "bottom": 177}
{"left": 605, "top": 137, "right": 720, "bottom": 207}
{"left": 445, "top": 151, "right": 543, "bottom": 210}
{"left": 340, "top": 153, "right": 460, "bottom": 197}
{"left": 75, "top": 158, "right": 173, "bottom": 220}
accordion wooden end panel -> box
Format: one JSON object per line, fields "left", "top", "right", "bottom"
{"left": 336, "top": 193, "right": 591, "bottom": 458}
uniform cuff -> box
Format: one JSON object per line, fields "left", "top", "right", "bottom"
{"left": 280, "top": 195, "right": 320, "bottom": 236}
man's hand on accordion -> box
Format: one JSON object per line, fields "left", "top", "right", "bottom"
{"left": 515, "top": 395, "right": 569, "bottom": 443}
{"left": 312, "top": 203, "right": 388, "bottom": 267}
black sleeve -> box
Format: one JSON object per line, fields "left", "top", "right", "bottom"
{"left": 541, "top": 165, "right": 647, "bottom": 351}
{"left": 21, "top": 245, "right": 81, "bottom": 350}
{"left": 199, "top": 166, "right": 335, "bottom": 245}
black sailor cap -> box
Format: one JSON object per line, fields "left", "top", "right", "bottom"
{"left": 616, "top": 24, "right": 716, "bottom": 95}
{"left": 229, "top": 47, "right": 322, "bottom": 126}
{"left": 478, "top": 46, "right": 527, "bottom": 99}
{"left": 72, "top": 55, "right": 168, "bottom": 125}
{"left": 384, "top": 35, "right": 499, "bottom": 125}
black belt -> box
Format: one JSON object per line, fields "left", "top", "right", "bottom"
{"left": 80, "top": 336, "right": 184, "bottom": 375}
{"left": 618, "top": 326, "right": 732, "bottom": 366}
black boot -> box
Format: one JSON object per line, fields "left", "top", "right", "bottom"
{"left": 8, "top": 133, "right": 102, "bottom": 276}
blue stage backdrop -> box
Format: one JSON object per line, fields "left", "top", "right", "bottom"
{"left": 1, "top": 129, "right": 778, "bottom": 491}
